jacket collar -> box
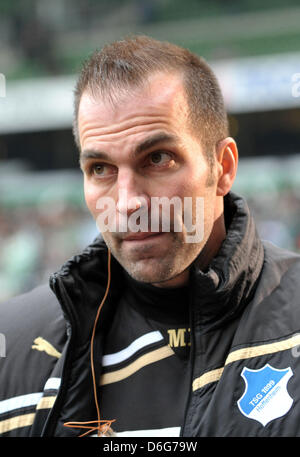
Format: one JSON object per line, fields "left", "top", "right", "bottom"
{"left": 189, "top": 192, "right": 264, "bottom": 328}
{"left": 51, "top": 192, "right": 264, "bottom": 339}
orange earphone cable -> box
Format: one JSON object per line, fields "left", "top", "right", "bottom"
{"left": 64, "top": 249, "right": 115, "bottom": 437}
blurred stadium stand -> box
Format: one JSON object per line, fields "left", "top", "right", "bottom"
{"left": 0, "top": 0, "right": 300, "bottom": 300}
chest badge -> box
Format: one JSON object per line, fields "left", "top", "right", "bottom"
{"left": 237, "top": 364, "right": 293, "bottom": 426}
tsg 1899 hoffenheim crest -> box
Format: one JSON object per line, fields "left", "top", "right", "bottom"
{"left": 237, "top": 364, "right": 293, "bottom": 426}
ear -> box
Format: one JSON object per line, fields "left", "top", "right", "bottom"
{"left": 215, "top": 137, "right": 238, "bottom": 197}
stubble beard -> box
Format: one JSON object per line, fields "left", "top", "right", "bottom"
{"left": 103, "top": 229, "right": 205, "bottom": 286}
{"left": 99, "top": 186, "right": 217, "bottom": 285}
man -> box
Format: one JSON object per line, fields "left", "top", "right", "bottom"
{"left": 0, "top": 35, "right": 300, "bottom": 437}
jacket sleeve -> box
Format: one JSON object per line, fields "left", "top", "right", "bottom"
{"left": 0, "top": 284, "right": 67, "bottom": 436}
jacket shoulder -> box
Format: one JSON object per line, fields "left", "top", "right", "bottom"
{"left": 0, "top": 285, "right": 67, "bottom": 403}
{"left": 263, "top": 240, "right": 300, "bottom": 266}
{"left": 262, "top": 240, "right": 300, "bottom": 293}
{"left": 236, "top": 242, "right": 300, "bottom": 343}
{"left": 0, "top": 284, "right": 65, "bottom": 341}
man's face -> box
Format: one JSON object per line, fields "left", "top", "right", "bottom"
{"left": 78, "top": 72, "right": 221, "bottom": 287}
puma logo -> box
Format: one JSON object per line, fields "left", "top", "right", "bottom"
{"left": 32, "top": 337, "right": 61, "bottom": 359}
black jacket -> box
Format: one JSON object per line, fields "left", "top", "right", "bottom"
{"left": 1, "top": 192, "right": 300, "bottom": 437}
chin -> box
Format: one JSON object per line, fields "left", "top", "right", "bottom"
{"left": 125, "top": 268, "right": 164, "bottom": 284}
{"left": 123, "top": 259, "right": 174, "bottom": 284}
{"left": 126, "top": 266, "right": 189, "bottom": 288}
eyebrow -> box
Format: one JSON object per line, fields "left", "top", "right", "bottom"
{"left": 135, "top": 132, "right": 179, "bottom": 155}
{"left": 79, "top": 132, "right": 179, "bottom": 167}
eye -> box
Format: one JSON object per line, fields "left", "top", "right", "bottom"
{"left": 88, "top": 163, "right": 117, "bottom": 178}
{"left": 93, "top": 164, "right": 105, "bottom": 175}
{"left": 149, "top": 151, "right": 172, "bottom": 166}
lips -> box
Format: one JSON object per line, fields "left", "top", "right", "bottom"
{"left": 123, "top": 232, "right": 163, "bottom": 242}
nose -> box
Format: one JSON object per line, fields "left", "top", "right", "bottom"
{"left": 116, "top": 170, "right": 150, "bottom": 216}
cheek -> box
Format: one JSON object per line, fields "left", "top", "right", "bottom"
{"left": 177, "top": 176, "right": 206, "bottom": 200}
{"left": 84, "top": 181, "right": 101, "bottom": 218}
{"left": 180, "top": 161, "right": 210, "bottom": 195}
{"left": 160, "top": 174, "right": 194, "bottom": 200}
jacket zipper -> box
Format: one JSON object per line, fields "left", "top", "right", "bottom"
{"left": 40, "top": 275, "right": 77, "bottom": 436}
{"left": 180, "top": 295, "right": 196, "bottom": 436}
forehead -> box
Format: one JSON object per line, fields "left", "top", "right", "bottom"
{"left": 77, "top": 72, "right": 190, "bottom": 148}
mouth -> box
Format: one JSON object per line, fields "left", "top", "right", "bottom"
{"left": 122, "top": 232, "right": 166, "bottom": 243}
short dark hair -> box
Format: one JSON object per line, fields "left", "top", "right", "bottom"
{"left": 73, "top": 35, "right": 229, "bottom": 168}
